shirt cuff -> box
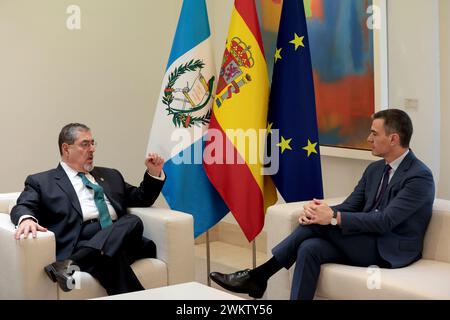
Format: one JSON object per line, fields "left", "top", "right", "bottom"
{"left": 147, "top": 170, "right": 165, "bottom": 181}
{"left": 17, "top": 215, "right": 37, "bottom": 228}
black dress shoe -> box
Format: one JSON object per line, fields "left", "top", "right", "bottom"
{"left": 44, "top": 259, "right": 76, "bottom": 292}
{"left": 209, "top": 269, "right": 267, "bottom": 298}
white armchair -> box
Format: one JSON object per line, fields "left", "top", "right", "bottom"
{"left": 265, "top": 197, "right": 344, "bottom": 300}
{"left": 265, "top": 197, "right": 450, "bottom": 300}
{"left": 0, "top": 193, "right": 195, "bottom": 300}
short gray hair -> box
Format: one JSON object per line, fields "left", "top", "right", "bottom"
{"left": 58, "top": 123, "right": 90, "bottom": 155}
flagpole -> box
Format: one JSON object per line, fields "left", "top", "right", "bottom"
{"left": 252, "top": 240, "right": 257, "bottom": 299}
{"left": 252, "top": 240, "right": 256, "bottom": 269}
{"left": 206, "top": 230, "right": 211, "bottom": 286}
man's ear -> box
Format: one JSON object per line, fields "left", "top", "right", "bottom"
{"left": 62, "top": 143, "right": 69, "bottom": 155}
{"left": 390, "top": 133, "right": 400, "bottom": 146}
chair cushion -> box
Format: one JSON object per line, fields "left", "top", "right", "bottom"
{"left": 58, "top": 258, "right": 168, "bottom": 299}
{"left": 8, "top": 197, "right": 18, "bottom": 215}
{"left": 0, "top": 193, "right": 20, "bottom": 214}
{"left": 422, "top": 199, "right": 450, "bottom": 263}
{"left": 314, "top": 259, "right": 450, "bottom": 299}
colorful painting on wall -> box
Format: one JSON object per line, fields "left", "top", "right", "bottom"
{"left": 258, "top": 0, "right": 375, "bottom": 150}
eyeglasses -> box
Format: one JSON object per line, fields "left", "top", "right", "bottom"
{"left": 71, "top": 140, "right": 98, "bottom": 149}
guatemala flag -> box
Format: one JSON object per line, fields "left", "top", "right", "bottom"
{"left": 147, "top": 0, "right": 229, "bottom": 237}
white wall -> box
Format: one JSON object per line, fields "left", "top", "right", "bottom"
{"left": 439, "top": 0, "right": 450, "bottom": 199}
{"left": 387, "top": 0, "right": 441, "bottom": 187}
{"left": 0, "top": 0, "right": 180, "bottom": 194}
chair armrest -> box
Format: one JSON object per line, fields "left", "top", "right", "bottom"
{"left": 128, "top": 207, "right": 194, "bottom": 285}
{"left": 0, "top": 192, "right": 20, "bottom": 213}
{"left": 265, "top": 197, "right": 345, "bottom": 299}
{"left": 0, "top": 214, "right": 57, "bottom": 299}
{"left": 266, "top": 197, "right": 346, "bottom": 249}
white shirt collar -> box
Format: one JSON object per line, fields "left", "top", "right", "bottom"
{"left": 60, "top": 161, "right": 80, "bottom": 179}
{"left": 387, "top": 149, "right": 409, "bottom": 171}
{"left": 60, "top": 161, "right": 93, "bottom": 179}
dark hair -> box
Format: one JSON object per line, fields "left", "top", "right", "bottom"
{"left": 58, "top": 123, "right": 90, "bottom": 155}
{"left": 373, "top": 109, "right": 413, "bottom": 148}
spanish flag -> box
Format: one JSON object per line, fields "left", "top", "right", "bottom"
{"left": 204, "top": 0, "right": 277, "bottom": 242}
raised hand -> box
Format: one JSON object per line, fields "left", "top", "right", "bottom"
{"left": 145, "top": 153, "right": 165, "bottom": 177}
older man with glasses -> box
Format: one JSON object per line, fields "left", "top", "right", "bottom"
{"left": 10, "top": 123, "right": 165, "bottom": 295}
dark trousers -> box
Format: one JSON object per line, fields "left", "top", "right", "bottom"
{"left": 73, "top": 214, "right": 156, "bottom": 295}
{"left": 272, "top": 224, "right": 389, "bottom": 300}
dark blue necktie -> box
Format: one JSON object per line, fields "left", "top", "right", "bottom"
{"left": 373, "top": 164, "right": 392, "bottom": 210}
{"left": 78, "top": 172, "right": 113, "bottom": 229}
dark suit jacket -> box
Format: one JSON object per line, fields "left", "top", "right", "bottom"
{"left": 10, "top": 164, "right": 165, "bottom": 260}
{"left": 331, "top": 151, "right": 435, "bottom": 268}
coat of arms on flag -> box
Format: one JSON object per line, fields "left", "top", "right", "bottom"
{"left": 163, "top": 59, "right": 215, "bottom": 128}
{"left": 215, "top": 37, "right": 254, "bottom": 108}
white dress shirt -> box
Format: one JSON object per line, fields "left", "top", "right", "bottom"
{"left": 60, "top": 161, "right": 118, "bottom": 222}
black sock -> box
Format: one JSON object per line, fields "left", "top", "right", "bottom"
{"left": 250, "top": 256, "right": 282, "bottom": 282}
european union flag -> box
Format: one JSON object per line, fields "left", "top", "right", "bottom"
{"left": 268, "top": 0, "right": 323, "bottom": 202}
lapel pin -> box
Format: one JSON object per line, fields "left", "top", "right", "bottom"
{"left": 100, "top": 177, "right": 104, "bottom": 181}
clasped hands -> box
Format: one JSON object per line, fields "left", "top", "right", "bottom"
{"left": 298, "top": 199, "right": 334, "bottom": 226}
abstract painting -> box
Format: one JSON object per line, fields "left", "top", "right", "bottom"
{"left": 259, "top": 0, "right": 377, "bottom": 150}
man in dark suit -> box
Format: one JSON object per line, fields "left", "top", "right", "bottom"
{"left": 11, "top": 123, "right": 165, "bottom": 295}
{"left": 210, "top": 109, "right": 435, "bottom": 299}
